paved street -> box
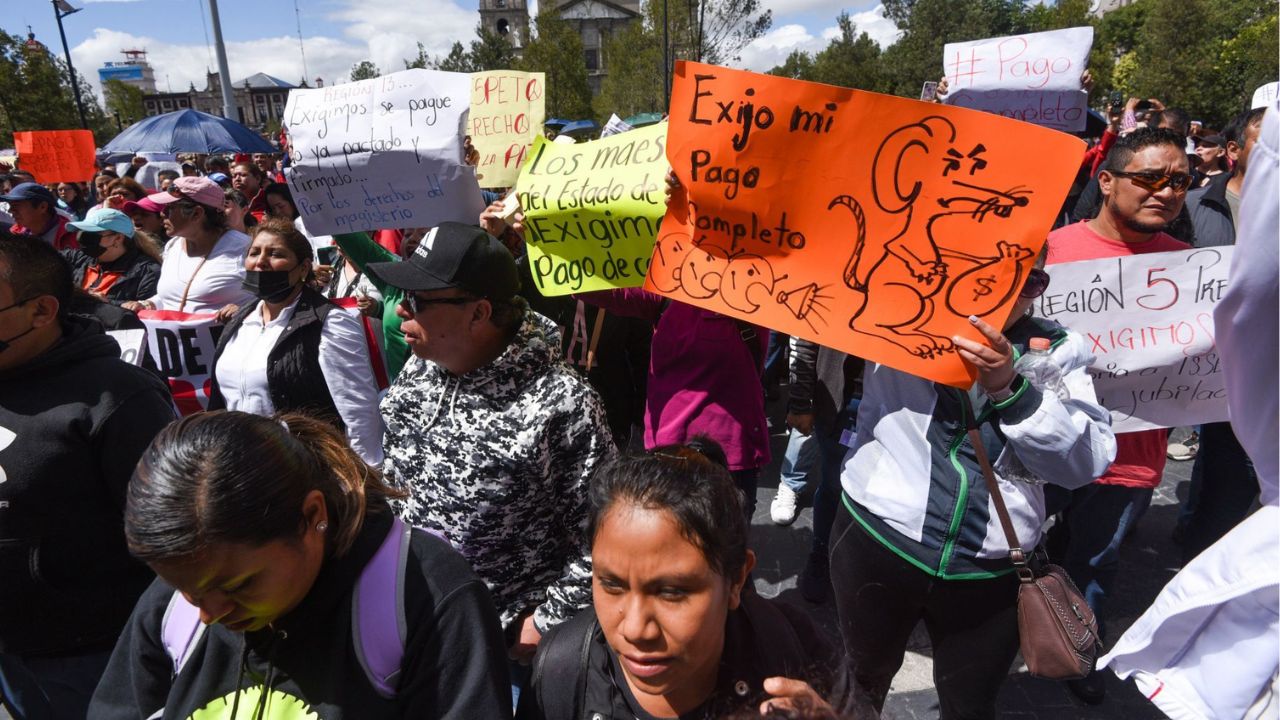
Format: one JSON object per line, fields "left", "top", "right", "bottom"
{"left": 750, "top": 401, "right": 1197, "bottom": 719}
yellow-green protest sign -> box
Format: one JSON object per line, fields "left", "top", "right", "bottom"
{"left": 515, "top": 122, "right": 668, "bottom": 296}
{"left": 470, "top": 71, "right": 545, "bottom": 188}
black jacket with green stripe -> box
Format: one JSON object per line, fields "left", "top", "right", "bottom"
{"left": 839, "top": 317, "right": 1117, "bottom": 580}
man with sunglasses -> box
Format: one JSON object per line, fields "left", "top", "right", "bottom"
{"left": 1045, "top": 126, "right": 1192, "bottom": 705}
{"left": 365, "top": 222, "right": 615, "bottom": 704}
{"left": 0, "top": 234, "right": 174, "bottom": 718}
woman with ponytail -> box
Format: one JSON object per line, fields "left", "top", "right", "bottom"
{"left": 90, "top": 410, "right": 512, "bottom": 719}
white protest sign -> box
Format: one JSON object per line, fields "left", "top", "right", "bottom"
{"left": 284, "top": 69, "right": 486, "bottom": 235}
{"left": 107, "top": 329, "right": 146, "bottom": 366}
{"left": 600, "top": 114, "right": 634, "bottom": 138}
{"left": 1038, "top": 248, "right": 1232, "bottom": 433}
{"left": 943, "top": 27, "right": 1093, "bottom": 132}
{"left": 1252, "top": 81, "right": 1278, "bottom": 109}
{"left": 137, "top": 310, "right": 223, "bottom": 417}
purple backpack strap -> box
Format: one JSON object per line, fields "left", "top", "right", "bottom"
{"left": 160, "top": 591, "right": 206, "bottom": 676}
{"left": 353, "top": 515, "right": 412, "bottom": 699}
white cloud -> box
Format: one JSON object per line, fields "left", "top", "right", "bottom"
{"left": 736, "top": 23, "right": 832, "bottom": 72}
{"left": 849, "top": 4, "right": 901, "bottom": 49}
{"left": 325, "top": 0, "right": 482, "bottom": 77}
{"left": 72, "top": 0, "right": 481, "bottom": 104}
{"left": 72, "top": 28, "right": 366, "bottom": 101}
{"left": 735, "top": 5, "right": 900, "bottom": 72}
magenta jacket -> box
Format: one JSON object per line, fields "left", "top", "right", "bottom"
{"left": 580, "top": 288, "right": 770, "bottom": 471}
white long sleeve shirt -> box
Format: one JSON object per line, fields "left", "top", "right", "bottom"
{"left": 214, "top": 296, "right": 385, "bottom": 465}
{"left": 150, "top": 230, "right": 254, "bottom": 313}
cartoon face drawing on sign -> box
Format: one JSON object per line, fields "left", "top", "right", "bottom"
{"left": 648, "top": 231, "right": 687, "bottom": 293}
{"left": 828, "top": 114, "right": 1035, "bottom": 359}
{"left": 679, "top": 243, "right": 729, "bottom": 300}
{"left": 720, "top": 253, "right": 781, "bottom": 313}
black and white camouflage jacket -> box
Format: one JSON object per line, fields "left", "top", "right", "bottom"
{"left": 381, "top": 309, "right": 616, "bottom": 633}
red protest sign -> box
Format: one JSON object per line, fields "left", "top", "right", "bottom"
{"left": 14, "top": 130, "right": 97, "bottom": 184}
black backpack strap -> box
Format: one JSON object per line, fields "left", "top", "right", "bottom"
{"left": 527, "top": 610, "right": 599, "bottom": 720}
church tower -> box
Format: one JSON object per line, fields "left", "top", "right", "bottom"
{"left": 479, "top": 0, "right": 530, "bottom": 52}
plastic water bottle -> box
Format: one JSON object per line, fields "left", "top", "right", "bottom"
{"left": 1014, "top": 337, "right": 1069, "bottom": 400}
{"left": 998, "top": 338, "right": 1068, "bottom": 485}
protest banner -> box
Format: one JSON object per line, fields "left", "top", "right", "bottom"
{"left": 284, "top": 68, "right": 486, "bottom": 236}
{"left": 13, "top": 130, "right": 97, "bottom": 184}
{"left": 1252, "top": 81, "right": 1278, "bottom": 109}
{"left": 1039, "top": 248, "right": 1232, "bottom": 433}
{"left": 138, "top": 303, "right": 389, "bottom": 414}
{"left": 648, "top": 61, "right": 1084, "bottom": 387}
{"left": 107, "top": 329, "right": 147, "bottom": 367}
{"left": 137, "top": 310, "right": 223, "bottom": 416}
{"left": 516, "top": 122, "right": 668, "bottom": 296}
{"left": 469, "top": 71, "right": 545, "bottom": 188}
{"left": 941, "top": 27, "right": 1093, "bottom": 132}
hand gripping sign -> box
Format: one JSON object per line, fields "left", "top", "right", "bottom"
{"left": 646, "top": 61, "right": 1084, "bottom": 387}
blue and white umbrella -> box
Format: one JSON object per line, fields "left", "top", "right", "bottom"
{"left": 104, "top": 109, "right": 276, "bottom": 154}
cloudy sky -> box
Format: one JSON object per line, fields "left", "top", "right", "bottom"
{"left": 5, "top": 0, "right": 900, "bottom": 103}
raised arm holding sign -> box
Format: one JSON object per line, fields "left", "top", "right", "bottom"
{"left": 647, "top": 61, "right": 1084, "bottom": 387}
{"left": 283, "top": 68, "right": 486, "bottom": 236}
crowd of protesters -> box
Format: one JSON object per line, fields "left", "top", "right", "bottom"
{"left": 0, "top": 78, "right": 1274, "bottom": 720}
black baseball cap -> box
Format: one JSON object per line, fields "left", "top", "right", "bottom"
{"left": 366, "top": 222, "right": 520, "bottom": 300}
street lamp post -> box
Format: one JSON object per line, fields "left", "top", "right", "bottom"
{"left": 52, "top": 0, "right": 88, "bottom": 129}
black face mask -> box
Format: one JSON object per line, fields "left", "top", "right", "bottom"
{"left": 77, "top": 231, "right": 107, "bottom": 259}
{"left": 0, "top": 297, "right": 36, "bottom": 354}
{"left": 242, "top": 269, "right": 298, "bottom": 303}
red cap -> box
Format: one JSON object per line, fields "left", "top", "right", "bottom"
{"left": 1029, "top": 338, "right": 1052, "bottom": 351}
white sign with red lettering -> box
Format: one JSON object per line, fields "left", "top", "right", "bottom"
{"left": 1038, "top": 248, "right": 1232, "bottom": 433}
{"left": 942, "top": 27, "right": 1093, "bottom": 132}
{"left": 137, "top": 310, "right": 222, "bottom": 416}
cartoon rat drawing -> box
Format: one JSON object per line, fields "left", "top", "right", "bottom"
{"left": 829, "top": 115, "right": 1035, "bottom": 359}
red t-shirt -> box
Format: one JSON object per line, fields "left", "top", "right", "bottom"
{"left": 1047, "top": 221, "right": 1191, "bottom": 489}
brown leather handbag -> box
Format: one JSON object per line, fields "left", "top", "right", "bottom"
{"left": 967, "top": 428, "right": 1103, "bottom": 680}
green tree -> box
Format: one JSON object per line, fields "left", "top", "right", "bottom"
{"left": 0, "top": 29, "right": 114, "bottom": 147}
{"left": 1127, "top": 0, "right": 1276, "bottom": 125}
{"left": 517, "top": 10, "right": 593, "bottom": 118}
{"left": 469, "top": 27, "right": 517, "bottom": 71}
{"left": 878, "top": 0, "right": 1032, "bottom": 99}
{"left": 595, "top": 17, "right": 664, "bottom": 118}
{"left": 403, "top": 26, "right": 517, "bottom": 73}
{"left": 809, "top": 13, "right": 883, "bottom": 89}
{"left": 349, "top": 60, "right": 380, "bottom": 80}
{"left": 103, "top": 79, "right": 144, "bottom": 126}
{"left": 768, "top": 50, "right": 814, "bottom": 80}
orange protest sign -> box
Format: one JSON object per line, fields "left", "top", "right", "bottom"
{"left": 644, "top": 61, "right": 1085, "bottom": 387}
{"left": 14, "top": 130, "right": 97, "bottom": 184}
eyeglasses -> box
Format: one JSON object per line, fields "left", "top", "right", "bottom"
{"left": 1110, "top": 170, "right": 1194, "bottom": 194}
{"left": 1019, "top": 268, "right": 1051, "bottom": 299}
{"left": 401, "top": 293, "right": 478, "bottom": 314}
